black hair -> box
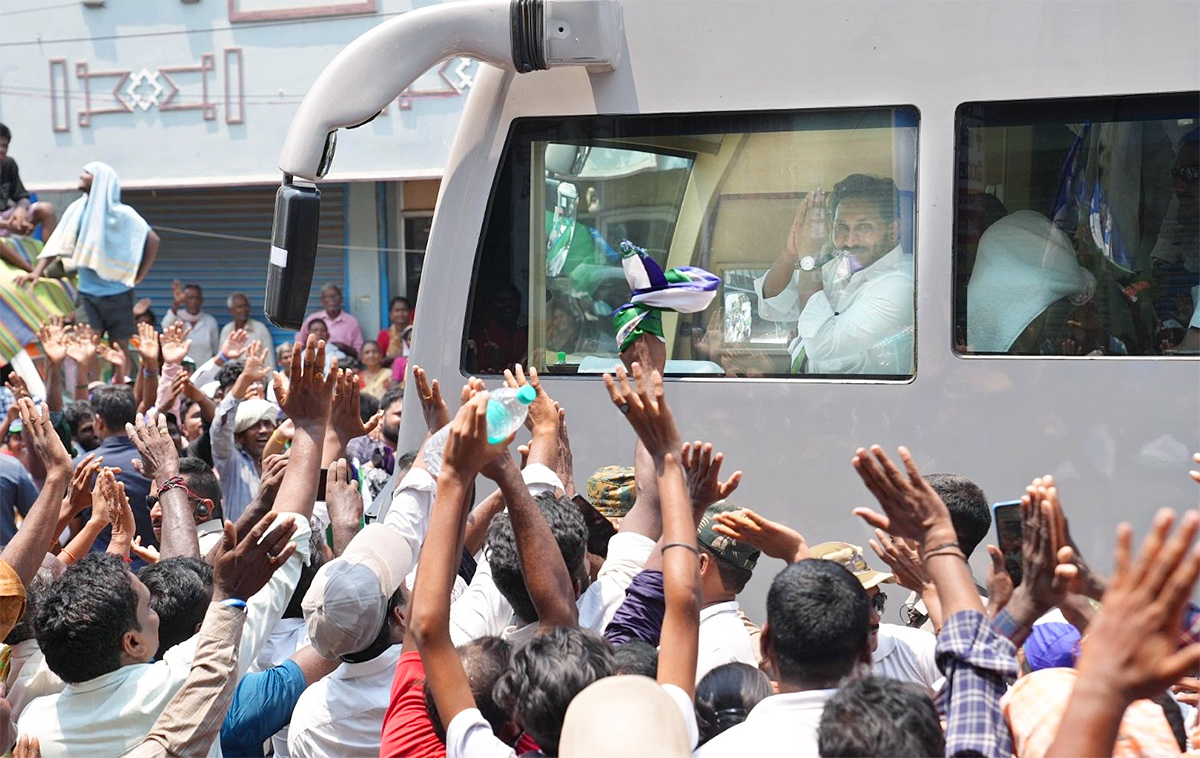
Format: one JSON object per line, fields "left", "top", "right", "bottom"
{"left": 380, "top": 386, "right": 404, "bottom": 410}
{"left": 172, "top": 556, "right": 214, "bottom": 588}
{"left": 309, "top": 318, "right": 328, "bottom": 330}
{"left": 284, "top": 529, "right": 328, "bottom": 620}
{"left": 830, "top": 174, "right": 898, "bottom": 226}
{"left": 396, "top": 450, "right": 419, "bottom": 473}
{"left": 389, "top": 296, "right": 410, "bottom": 309}
{"left": 216, "top": 359, "right": 246, "bottom": 392}
{"left": 486, "top": 492, "right": 588, "bottom": 623}
{"left": 3, "top": 564, "right": 58, "bottom": 645}
{"left": 341, "top": 583, "right": 405, "bottom": 663}
{"left": 36, "top": 554, "right": 140, "bottom": 683}
{"left": 695, "top": 662, "right": 773, "bottom": 746}
{"left": 139, "top": 558, "right": 209, "bottom": 658}
{"left": 90, "top": 385, "right": 137, "bottom": 430}
{"left": 178, "top": 456, "right": 223, "bottom": 519}
{"left": 1151, "top": 691, "right": 1188, "bottom": 751}
{"left": 494, "top": 626, "right": 614, "bottom": 755}
{"left": 700, "top": 544, "right": 754, "bottom": 594}
{"left": 612, "top": 640, "right": 659, "bottom": 678}
{"left": 64, "top": 401, "right": 94, "bottom": 435}
{"left": 358, "top": 391, "right": 380, "bottom": 424}
{"left": 0, "top": 123, "right": 10, "bottom": 142}
{"left": 818, "top": 675, "right": 944, "bottom": 757}
{"left": 765, "top": 560, "right": 869, "bottom": 686}
{"left": 426, "top": 635, "right": 514, "bottom": 741}
{"left": 924, "top": 473, "right": 990, "bottom": 557}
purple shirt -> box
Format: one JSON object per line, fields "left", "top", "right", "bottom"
{"left": 297, "top": 310, "right": 364, "bottom": 353}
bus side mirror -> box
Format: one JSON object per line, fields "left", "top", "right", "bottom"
{"left": 264, "top": 182, "right": 321, "bottom": 330}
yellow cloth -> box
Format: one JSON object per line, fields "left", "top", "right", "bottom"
{"left": 0, "top": 558, "right": 28, "bottom": 641}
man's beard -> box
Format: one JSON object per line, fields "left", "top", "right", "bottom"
{"left": 382, "top": 422, "right": 399, "bottom": 447}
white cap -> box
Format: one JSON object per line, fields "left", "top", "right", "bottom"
{"left": 559, "top": 676, "right": 691, "bottom": 757}
{"left": 301, "top": 524, "right": 413, "bottom": 658}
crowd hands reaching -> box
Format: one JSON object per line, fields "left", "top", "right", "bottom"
{"left": 0, "top": 326, "right": 1196, "bottom": 757}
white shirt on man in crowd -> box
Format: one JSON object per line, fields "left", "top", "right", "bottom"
{"left": 218, "top": 318, "right": 278, "bottom": 371}
{"left": 694, "top": 688, "right": 837, "bottom": 757}
{"left": 696, "top": 600, "right": 758, "bottom": 683}
{"left": 871, "top": 622, "right": 943, "bottom": 698}
{"left": 288, "top": 643, "right": 403, "bottom": 758}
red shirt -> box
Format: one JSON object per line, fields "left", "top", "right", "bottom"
{"left": 380, "top": 650, "right": 447, "bottom": 758}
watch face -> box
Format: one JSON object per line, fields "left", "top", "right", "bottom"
{"left": 799, "top": 255, "right": 815, "bottom": 271}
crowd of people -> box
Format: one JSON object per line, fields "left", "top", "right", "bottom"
{"left": 0, "top": 305, "right": 1197, "bottom": 757}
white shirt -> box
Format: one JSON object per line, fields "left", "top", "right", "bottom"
{"left": 210, "top": 393, "right": 261, "bottom": 522}
{"left": 162, "top": 310, "right": 221, "bottom": 365}
{"left": 5, "top": 640, "right": 59, "bottom": 720}
{"left": 196, "top": 518, "right": 225, "bottom": 557}
{"left": 17, "top": 516, "right": 312, "bottom": 758}
{"left": 219, "top": 318, "right": 278, "bottom": 370}
{"left": 871, "top": 623, "right": 943, "bottom": 698}
{"left": 694, "top": 689, "right": 836, "bottom": 757}
{"left": 695, "top": 601, "right": 757, "bottom": 683}
{"left": 445, "top": 683, "right": 699, "bottom": 758}
{"left": 755, "top": 245, "right": 913, "bottom": 375}
{"left": 288, "top": 643, "right": 402, "bottom": 758}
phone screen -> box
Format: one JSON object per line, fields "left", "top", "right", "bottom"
{"left": 317, "top": 468, "right": 329, "bottom": 502}
{"left": 572, "top": 494, "right": 618, "bottom": 559}
{"left": 993, "top": 500, "right": 1023, "bottom": 586}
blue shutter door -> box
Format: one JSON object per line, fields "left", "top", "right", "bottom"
{"left": 124, "top": 184, "right": 347, "bottom": 348}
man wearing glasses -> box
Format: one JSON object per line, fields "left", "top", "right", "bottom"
{"left": 147, "top": 457, "right": 225, "bottom": 557}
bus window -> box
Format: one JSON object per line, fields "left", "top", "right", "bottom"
{"left": 463, "top": 107, "right": 919, "bottom": 379}
{"left": 954, "top": 93, "right": 1199, "bottom": 357}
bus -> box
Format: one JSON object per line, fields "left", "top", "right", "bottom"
{"left": 267, "top": 0, "right": 1199, "bottom": 610}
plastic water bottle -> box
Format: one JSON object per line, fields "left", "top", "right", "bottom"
{"left": 422, "top": 385, "right": 538, "bottom": 475}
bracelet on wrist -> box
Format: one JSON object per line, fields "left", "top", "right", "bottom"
{"left": 157, "top": 476, "right": 186, "bottom": 497}
{"left": 662, "top": 541, "right": 700, "bottom": 555}
{"left": 219, "top": 597, "right": 248, "bottom": 610}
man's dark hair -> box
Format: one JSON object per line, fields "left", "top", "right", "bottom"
{"left": 830, "top": 174, "right": 897, "bottom": 226}
{"left": 64, "top": 401, "right": 94, "bottom": 436}
{"left": 925, "top": 473, "right": 990, "bottom": 557}
{"left": 700, "top": 544, "right": 754, "bottom": 594}
{"left": 695, "top": 662, "right": 773, "bottom": 746}
{"left": 396, "top": 450, "right": 418, "bottom": 473}
{"left": 3, "top": 564, "right": 58, "bottom": 645}
{"left": 427, "top": 635, "right": 513, "bottom": 741}
{"left": 216, "top": 359, "right": 246, "bottom": 392}
{"left": 358, "top": 392, "right": 380, "bottom": 424}
{"left": 139, "top": 558, "right": 209, "bottom": 658}
{"left": 486, "top": 493, "right": 587, "bottom": 623}
{"left": 494, "top": 626, "right": 614, "bottom": 755}
{"left": 172, "top": 555, "right": 214, "bottom": 589}
{"left": 36, "top": 554, "right": 140, "bottom": 683}
{"left": 612, "top": 640, "right": 659, "bottom": 678}
{"left": 380, "top": 386, "right": 404, "bottom": 411}
{"left": 818, "top": 676, "right": 944, "bottom": 757}
{"left": 90, "top": 385, "right": 137, "bottom": 430}
{"left": 183, "top": 283, "right": 202, "bottom": 294}
{"left": 178, "top": 456, "right": 223, "bottom": 519}
{"left": 389, "top": 296, "right": 410, "bottom": 309}
{"left": 766, "top": 560, "right": 869, "bottom": 686}
{"left": 1152, "top": 691, "right": 1188, "bottom": 751}
{"left": 0, "top": 123, "right": 10, "bottom": 142}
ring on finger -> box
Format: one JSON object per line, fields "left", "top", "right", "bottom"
{"left": 266, "top": 553, "right": 280, "bottom": 565}
{"left": 618, "top": 402, "right": 630, "bottom": 414}
{"left": 158, "top": 427, "right": 170, "bottom": 436}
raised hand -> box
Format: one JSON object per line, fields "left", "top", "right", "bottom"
{"left": 326, "top": 458, "right": 364, "bottom": 555}
{"left": 602, "top": 363, "right": 681, "bottom": 460}
{"left": 1191, "top": 452, "right": 1200, "bottom": 485}
{"left": 5, "top": 374, "right": 29, "bottom": 402}
{"left": 1006, "top": 476, "right": 1077, "bottom": 623}
{"left": 160, "top": 321, "right": 192, "bottom": 365}
{"left": 850, "top": 446, "right": 955, "bottom": 548}
{"left": 232, "top": 340, "right": 270, "bottom": 399}
{"left": 711, "top": 507, "right": 808, "bottom": 563}
{"left": 211, "top": 512, "right": 299, "bottom": 601}
{"left": 410, "top": 365, "right": 448, "bottom": 433}
{"left": 64, "top": 323, "right": 98, "bottom": 366}
{"left": 171, "top": 279, "right": 185, "bottom": 310}
{"left": 17, "top": 399, "right": 72, "bottom": 474}
{"left": 135, "top": 322, "right": 160, "bottom": 367}
{"left": 681, "top": 441, "right": 742, "bottom": 512}
{"left": 273, "top": 334, "right": 337, "bottom": 429}
{"left": 985, "top": 545, "right": 1014, "bottom": 619}
{"left": 869, "top": 530, "right": 930, "bottom": 593}
{"left": 130, "top": 535, "right": 160, "bottom": 565}
{"left": 66, "top": 453, "right": 105, "bottom": 514}
{"left": 96, "top": 342, "right": 127, "bottom": 374}
{"left": 258, "top": 452, "right": 289, "bottom": 500}
{"left": 329, "top": 370, "right": 381, "bottom": 441}
{"left": 219, "top": 328, "right": 249, "bottom": 362}
{"left": 37, "top": 317, "right": 69, "bottom": 367}
{"left": 94, "top": 468, "right": 136, "bottom": 554}
{"left": 126, "top": 412, "right": 180, "bottom": 484}
{"left": 442, "top": 390, "right": 512, "bottom": 481}
{"left": 504, "top": 363, "right": 557, "bottom": 434}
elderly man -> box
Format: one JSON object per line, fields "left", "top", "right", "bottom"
{"left": 220, "top": 292, "right": 277, "bottom": 370}
{"left": 756, "top": 174, "right": 913, "bottom": 376}
{"left": 162, "top": 281, "right": 220, "bottom": 364}
{"left": 211, "top": 342, "right": 277, "bottom": 520}
{"left": 297, "top": 283, "right": 363, "bottom": 359}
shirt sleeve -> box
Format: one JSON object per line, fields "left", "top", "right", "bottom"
{"left": 6, "top": 160, "right": 29, "bottom": 204}
{"left": 381, "top": 467, "right": 437, "bottom": 564}
{"left": 445, "top": 708, "right": 517, "bottom": 758}
{"left": 603, "top": 569, "right": 665, "bottom": 646}
{"left": 935, "top": 609, "right": 1018, "bottom": 758}
{"left": 346, "top": 315, "right": 364, "bottom": 353}
{"left": 210, "top": 392, "right": 240, "bottom": 465}
{"left": 661, "top": 683, "right": 700, "bottom": 751}
{"left": 754, "top": 269, "right": 803, "bottom": 323}
{"left": 0, "top": 559, "right": 27, "bottom": 642}
{"left": 219, "top": 659, "right": 307, "bottom": 757}
{"left": 449, "top": 558, "right": 513, "bottom": 647}
{"left": 579, "top": 531, "right": 656, "bottom": 633}
{"left": 238, "top": 516, "right": 312, "bottom": 674}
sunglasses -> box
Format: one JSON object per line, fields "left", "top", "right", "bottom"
{"left": 1173, "top": 165, "right": 1200, "bottom": 183}
{"left": 870, "top": 592, "right": 887, "bottom": 614}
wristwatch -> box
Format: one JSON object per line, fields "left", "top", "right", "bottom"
{"left": 799, "top": 255, "right": 817, "bottom": 272}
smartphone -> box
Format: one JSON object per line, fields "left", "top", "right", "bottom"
{"left": 316, "top": 464, "right": 358, "bottom": 502}
{"left": 993, "top": 499, "right": 1024, "bottom": 586}
{"left": 572, "top": 494, "right": 618, "bottom": 559}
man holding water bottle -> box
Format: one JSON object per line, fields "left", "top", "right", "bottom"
{"left": 754, "top": 174, "right": 914, "bottom": 376}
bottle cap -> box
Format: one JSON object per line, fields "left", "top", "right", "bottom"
{"left": 516, "top": 385, "right": 537, "bottom": 404}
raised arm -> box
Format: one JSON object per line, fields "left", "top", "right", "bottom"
{"left": 270, "top": 336, "right": 336, "bottom": 521}
{"left": 127, "top": 412, "right": 199, "bottom": 560}
{"left": 3, "top": 400, "right": 72, "bottom": 585}
{"left": 322, "top": 369, "right": 380, "bottom": 467}
{"left": 36, "top": 319, "right": 68, "bottom": 414}
{"left": 604, "top": 363, "right": 699, "bottom": 698}
{"left": 503, "top": 364, "right": 558, "bottom": 472}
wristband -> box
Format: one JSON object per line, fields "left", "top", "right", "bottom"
{"left": 157, "top": 476, "right": 186, "bottom": 497}
{"left": 923, "top": 540, "right": 961, "bottom": 555}
{"left": 123, "top": 556, "right": 132, "bottom": 563}
{"left": 214, "top": 352, "right": 228, "bottom": 365}
{"left": 220, "top": 598, "right": 248, "bottom": 610}
{"left": 662, "top": 542, "right": 700, "bottom": 555}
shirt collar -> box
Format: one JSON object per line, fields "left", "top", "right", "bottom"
{"left": 859, "top": 244, "right": 907, "bottom": 281}
{"left": 746, "top": 689, "right": 838, "bottom": 719}
{"left": 699, "top": 600, "right": 741, "bottom": 623}
{"left": 63, "top": 662, "right": 146, "bottom": 694}
{"left": 196, "top": 519, "right": 224, "bottom": 537}
{"left": 333, "top": 644, "right": 402, "bottom": 680}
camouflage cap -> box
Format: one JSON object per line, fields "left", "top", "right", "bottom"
{"left": 696, "top": 502, "right": 760, "bottom": 572}
{"left": 586, "top": 465, "right": 636, "bottom": 524}
{"left": 808, "top": 541, "right": 896, "bottom": 590}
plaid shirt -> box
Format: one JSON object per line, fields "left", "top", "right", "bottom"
{"left": 935, "top": 610, "right": 1018, "bottom": 758}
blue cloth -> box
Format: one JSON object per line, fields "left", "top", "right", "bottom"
{"left": 1024, "top": 622, "right": 1080, "bottom": 671}
{"left": 74, "top": 435, "right": 157, "bottom": 570}
{"left": 0, "top": 454, "right": 37, "bottom": 544}
{"left": 603, "top": 569, "right": 665, "bottom": 647}
{"left": 936, "top": 610, "right": 1019, "bottom": 758}
{"left": 220, "top": 659, "right": 306, "bottom": 758}
{"left": 75, "top": 267, "right": 131, "bottom": 297}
